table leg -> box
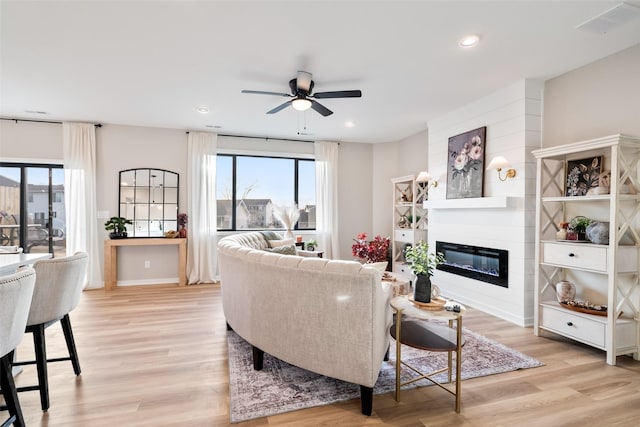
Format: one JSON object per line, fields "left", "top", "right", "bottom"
{"left": 455, "top": 316, "right": 462, "bottom": 413}
{"left": 104, "top": 244, "right": 117, "bottom": 291}
{"left": 178, "top": 239, "right": 187, "bottom": 286}
{"left": 395, "top": 308, "right": 402, "bottom": 402}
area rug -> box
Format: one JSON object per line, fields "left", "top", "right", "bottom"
{"left": 227, "top": 327, "right": 543, "bottom": 422}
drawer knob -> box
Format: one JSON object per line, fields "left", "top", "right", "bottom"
{"left": 567, "top": 321, "right": 573, "bottom": 326}
{"left": 568, "top": 253, "right": 575, "bottom": 257}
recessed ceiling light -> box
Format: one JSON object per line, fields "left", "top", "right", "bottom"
{"left": 196, "top": 106, "right": 209, "bottom": 114}
{"left": 344, "top": 121, "right": 355, "bottom": 128}
{"left": 24, "top": 110, "right": 48, "bottom": 115}
{"left": 459, "top": 35, "right": 480, "bottom": 48}
{"left": 205, "top": 125, "right": 222, "bottom": 129}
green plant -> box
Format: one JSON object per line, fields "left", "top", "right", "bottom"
{"left": 569, "top": 216, "right": 592, "bottom": 233}
{"left": 404, "top": 241, "right": 444, "bottom": 276}
{"left": 306, "top": 239, "right": 318, "bottom": 250}
{"left": 104, "top": 216, "right": 132, "bottom": 234}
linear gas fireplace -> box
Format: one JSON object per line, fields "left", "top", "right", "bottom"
{"left": 436, "top": 241, "right": 508, "bottom": 288}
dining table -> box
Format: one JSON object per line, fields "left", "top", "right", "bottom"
{"left": 0, "top": 252, "right": 52, "bottom": 275}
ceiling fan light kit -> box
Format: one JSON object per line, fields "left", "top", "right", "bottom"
{"left": 292, "top": 98, "right": 312, "bottom": 111}
{"left": 242, "top": 70, "right": 362, "bottom": 117}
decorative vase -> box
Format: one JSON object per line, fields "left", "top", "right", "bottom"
{"left": 555, "top": 280, "right": 576, "bottom": 302}
{"left": 556, "top": 228, "right": 567, "bottom": 240}
{"left": 179, "top": 225, "right": 187, "bottom": 238}
{"left": 414, "top": 274, "right": 432, "bottom": 303}
{"left": 284, "top": 229, "right": 294, "bottom": 240}
{"left": 109, "top": 231, "right": 127, "bottom": 239}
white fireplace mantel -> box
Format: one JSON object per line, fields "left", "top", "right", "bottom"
{"left": 423, "top": 196, "right": 515, "bottom": 209}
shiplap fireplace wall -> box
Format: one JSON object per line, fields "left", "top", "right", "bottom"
{"left": 426, "top": 79, "right": 542, "bottom": 327}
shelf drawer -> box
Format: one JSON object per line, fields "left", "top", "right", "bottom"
{"left": 395, "top": 229, "right": 414, "bottom": 242}
{"left": 540, "top": 304, "right": 605, "bottom": 348}
{"left": 393, "top": 262, "right": 413, "bottom": 277}
{"left": 542, "top": 242, "right": 607, "bottom": 272}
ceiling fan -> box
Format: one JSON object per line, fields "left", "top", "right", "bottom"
{"left": 241, "top": 71, "right": 362, "bottom": 116}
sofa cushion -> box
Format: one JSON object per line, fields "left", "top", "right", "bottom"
{"left": 268, "top": 238, "right": 295, "bottom": 248}
{"left": 266, "top": 244, "right": 297, "bottom": 256}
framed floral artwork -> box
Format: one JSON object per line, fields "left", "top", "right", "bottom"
{"left": 446, "top": 126, "right": 486, "bottom": 199}
{"left": 565, "top": 156, "right": 603, "bottom": 196}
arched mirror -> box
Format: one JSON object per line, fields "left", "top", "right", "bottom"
{"left": 119, "top": 168, "right": 179, "bottom": 237}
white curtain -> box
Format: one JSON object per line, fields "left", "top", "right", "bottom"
{"left": 187, "top": 132, "right": 218, "bottom": 283}
{"left": 314, "top": 141, "right": 340, "bottom": 259}
{"left": 62, "top": 122, "right": 101, "bottom": 289}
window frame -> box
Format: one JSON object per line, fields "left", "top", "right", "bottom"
{"left": 216, "top": 153, "right": 315, "bottom": 232}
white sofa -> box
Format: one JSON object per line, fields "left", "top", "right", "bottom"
{"left": 218, "top": 232, "right": 393, "bottom": 415}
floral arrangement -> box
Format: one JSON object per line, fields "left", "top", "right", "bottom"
{"left": 352, "top": 233, "right": 390, "bottom": 263}
{"left": 403, "top": 241, "right": 444, "bottom": 276}
{"left": 272, "top": 203, "right": 300, "bottom": 231}
{"left": 178, "top": 213, "right": 188, "bottom": 227}
{"left": 450, "top": 135, "right": 483, "bottom": 180}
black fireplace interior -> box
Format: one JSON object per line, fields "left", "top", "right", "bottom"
{"left": 436, "top": 241, "right": 508, "bottom": 288}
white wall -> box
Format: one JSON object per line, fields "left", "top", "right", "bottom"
{"left": 372, "top": 130, "right": 429, "bottom": 239}
{"left": 543, "top": 43, "right": 640, "bottom": 146}
{"left": 426, "top": 79, "right": 543, "bottom": 327}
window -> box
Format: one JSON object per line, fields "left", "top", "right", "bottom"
{"left": 0, "top": 163, "right": 66, "bottom": 256}
{"left": 216, "top": 154, "right": 315, "bottom": 231}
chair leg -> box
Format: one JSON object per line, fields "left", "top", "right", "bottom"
{"left": 0, "top": 354, "right": 25, "bottom": 427}
{"left": 60, "top": 314, "right": 81, "bottom": 375}
{"left": 32, "top": 324, "right": 50, "bottom": 411}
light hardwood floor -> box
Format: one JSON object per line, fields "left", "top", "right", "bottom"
{"left": 7, "top": 283, "right": 640, "bottom": 426}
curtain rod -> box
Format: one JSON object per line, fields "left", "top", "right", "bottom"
{"left": 184, "top": 132, "right": 340, "bottom": 145}
{"left": 0, "top": 117, "right": 102, "bottom": 127}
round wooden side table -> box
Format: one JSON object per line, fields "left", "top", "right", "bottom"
{"left": 389, "top": 296, "right": 466, "bottom": 412}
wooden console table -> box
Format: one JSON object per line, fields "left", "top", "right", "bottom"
{"left": 104, "top": 238, "right": 187, "bottom": 291}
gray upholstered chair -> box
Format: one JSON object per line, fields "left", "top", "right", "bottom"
{"left": 14, "top": 252, "right": 88, "bottom": 411}
{"left": 0, "top": 267, "right": 36, "bottom": 427}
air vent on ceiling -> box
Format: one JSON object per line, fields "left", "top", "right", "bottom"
{"left": 576, "top": 2, "right": 640, "bottom": 34}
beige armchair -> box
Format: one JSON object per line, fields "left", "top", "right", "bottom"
{"left": 14, "top": 252, "right": 88, "bottom": 411}
{"left": 0, "top": 267, "right": 36, "bottom": 427}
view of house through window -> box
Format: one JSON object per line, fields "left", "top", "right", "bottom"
{"left": 216, "top": 155, "right": 315, "bottom": 231}
{"left": 0, "top": 163, "right": 66, "bottom": 256}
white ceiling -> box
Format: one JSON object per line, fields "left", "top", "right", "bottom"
{"left": 2, "top": 1, "right": 640, "bottom": 143}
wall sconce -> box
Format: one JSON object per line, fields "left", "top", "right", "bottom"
{"left": 416, "top": 171, "right": 438, "bottom": 189}
{"left": 487, "top": 156, "right": 516, "bottom": 181}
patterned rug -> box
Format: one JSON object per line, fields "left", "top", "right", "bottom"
{"left": 227, "top": 327, "right": 543, "bottom": 422}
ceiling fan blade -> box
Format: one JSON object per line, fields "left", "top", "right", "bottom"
{"left": 296, "top": 71, "right": 312, "bottom": 92}
{"left": 242, "top": 90, "right": 291, "bottom": 97}
{"left": 266, "top": 100, "right": 291, "bottom": 114}
{"left": 313, "top": 90, "right": 362, "bottom": 99}
{"left": 310, "top": 100, "right": 333, "bottom": 116}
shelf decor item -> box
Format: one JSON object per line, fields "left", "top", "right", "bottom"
{"left": 446, "top": 126, "right": 486, "bottom": 199}
{"left": 104, "top": 216, "right": 132, "bottom": 239}
{"left": 555, "top": 280, "right": 576, "bottom": 302}
{"left": 565, "top": 156, "right": 603, "bottom": 196}
{"left": 403, "top": 241, "right": 445, "bottom": 303}
{"left": 178, "top": 213, "right": 188, "bottom": 238}
{"left": 568, "top": 216, "right": 593, "bottom": 241}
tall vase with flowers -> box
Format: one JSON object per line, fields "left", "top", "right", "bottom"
{"left": 178, "top": 213, "right": 188, "bottom": 238}
{"left": 352, "top": 233, "right": 391, "bottom": 271}
{"left": 273, "top": 203, "right": 300, "bottom": 239}
{"left": 404, "top": 241, "right": 445, "bottom": 303}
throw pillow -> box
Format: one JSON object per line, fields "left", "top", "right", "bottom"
{"left": 267, "top": 244, "right": 297, "bottom": 256}
{"left": 268, "top": 238, "right": 295, "bottom": 248}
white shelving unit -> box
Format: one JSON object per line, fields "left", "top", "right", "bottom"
{"left": 391, "top": 175, "right": 428, "bottom": 278}
{"left": 532, "top": 134, "right": 640, "bottom": 365}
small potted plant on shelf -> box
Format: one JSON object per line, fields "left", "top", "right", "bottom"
{"left": 104, "top": 216, "right": 132, "bottom": 239}
{"left": 306, "top": 239, "right": 318, "bottom": 251}
{"left": 568, "top": 216, "right": 592, "bottom": 241}
{"left": 404, "top": 241, "right": 445, "bottom": 303}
